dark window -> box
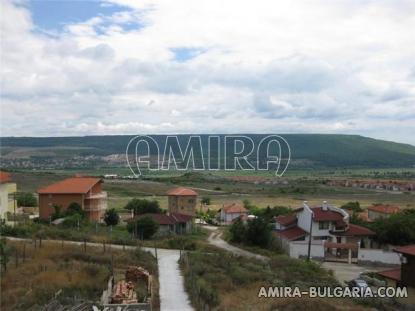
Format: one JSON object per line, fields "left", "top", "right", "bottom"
{"left": 319, "top": 221, "right": 329, "bottom": 230}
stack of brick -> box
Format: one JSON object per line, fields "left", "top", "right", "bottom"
{"left": 111, "top": 280, "right": 137, "bottom": 304}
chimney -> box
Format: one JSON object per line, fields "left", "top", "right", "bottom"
{"left": 322, "top": 201, "right": 328, "bottom": 211}
{"left": 303, "top": 201, "right": 308, "bottom": 208}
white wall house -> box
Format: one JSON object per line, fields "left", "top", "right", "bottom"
{"left": 219, "top": 203, "right": 248, "bottom": 224}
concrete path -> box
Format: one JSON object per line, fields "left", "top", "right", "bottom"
{"left": 5, "top": 237, "right": 193, "bottom": 311}
{"left": 205, "top": 226, "right": 268, "bottom": 262}
{"left": 156, "top": 249, "right": 193, "bottom": 311}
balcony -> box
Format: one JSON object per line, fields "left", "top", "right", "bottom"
{"left": 85, "top": 191, "right": 108, "bottom": 200}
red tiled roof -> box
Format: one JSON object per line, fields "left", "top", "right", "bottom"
{"left": 394, "top": 244, "right": 415, "bottom": 256}
{"left": 311, "top": 207, "right": 344, "bottom": 221}
{"left": 37, "top": 177, "right": 102, "bottom": 194}
{"left": 0, "top": 171, "right": 11, "bottom": 183}
{"left": 334, "top": 224, "right": 375, "bottom": 236}
{"left": 134, "top": 213, "right": 176, "bottom": 225}
{"left": 368, "top": 205, "right": 400, "bottom": 214}
{"left": 377, "top": 268, "right": 401, "bottom": 282}
{"left": 274, "top": 226, "right": 307, "bottom": 241}
{"left": 222, "top": 203, "right": 248, "bottom": 214}
{"left": 275, "top": 214, "right": 297, "bottom": 226}
{"left": 167, "top": 187, "right": 198, "bottom": 196}
{"left": 171, "top": 212, "right": 194, "bottom": 222}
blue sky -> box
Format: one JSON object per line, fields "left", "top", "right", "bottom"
{"left": 1, "top": 0, "right": 415, "bottom": 144}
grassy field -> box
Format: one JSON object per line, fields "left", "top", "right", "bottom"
{"left": 8, "top": 170, "right": 415, "bottom": 210}
{"left": 0, "top": 239, "right": 159, "bottom": 311}
{"left": 180, "top": 249, "right": 371, "bottom": 310}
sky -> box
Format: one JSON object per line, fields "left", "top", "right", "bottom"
{"left": 1, "top": 0, "right": 415, "bottom": 145}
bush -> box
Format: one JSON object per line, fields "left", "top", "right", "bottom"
{"left": 125, "top": 199, "right": 161, "bottom": 215}
{"left": 17, "top": 192, "right": 37, "bottom": 207}
{"left": 201, "top": 197, "right": 211, "bottom": 205}
{"left": 229, "top": 218, "right": 246, "bottom": 243}
{"left": 65, "top": 202, "right": 85, "bottom": 218}
{"left": 127, "top": 216, "right": 159, "bottom": 239}
{"left": 104, "top": 208, "right": 119, "bottom": 226}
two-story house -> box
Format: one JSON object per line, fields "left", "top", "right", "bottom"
{"left": 274, "top": 201, "right": 375, "bottom": 263}
{"left": 167, "top": 187, "right": 198, "bottom": 216}
{"left": 38, "top": 176, "right": 107, "bottom": 221}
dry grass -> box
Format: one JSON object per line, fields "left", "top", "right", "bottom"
{"left": 0, "top": 240, "right": 159, "bottom": 311}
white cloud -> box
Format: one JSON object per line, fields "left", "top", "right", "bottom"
{"left": 0, "top": 0, "right": 415, "bottom": 144}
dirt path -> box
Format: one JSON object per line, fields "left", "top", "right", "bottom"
{"left": 205, "top": 226, "right": 268, "bottom": 261}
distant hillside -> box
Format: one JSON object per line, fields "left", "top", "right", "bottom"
{"left": 1, "top": 134, "right": 415, "bottom": 168}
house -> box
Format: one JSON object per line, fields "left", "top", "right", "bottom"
{"left": 218, "top": 203, "right": 248, "bottom": 224}
{"left": 367, "top": 204, "right": 400, "bottom": 221}
{"left": 127, "top": 212, "right": 193, "bottom": 237}
{"left": 378, "top": 245, "right": 415, "bottom": 304}
{"left": 274, "top": 201, "right": 375, "bottom": 263}
{"left": 167, "top": 187, "right": 198, "bottom": 216}
{"left": 0, "top": 171, "right": 17, "bottom": 222}
{"left": 37, "top": 176, "right": 107, "bottom": 221}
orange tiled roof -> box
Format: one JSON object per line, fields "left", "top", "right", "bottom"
{"left": 37, "top": 177, "right": 101, "bottom": 194}
{"left": 274, "top": 227, "right": 307, "bottom": 241}
{"left": 368, "top": 204, "right": 400, "bottom": 214}
{"left": 275, "top": 214, "right": 297, "bottom": 226}
{"left": 334, "top": 224, "right": 375, "bottom": 236}
{"left": 167, "top": 187, "right": 198, "bottom": 196}
{"left": 0, "top": 171, "right": 11, "bottom": 183}
{"left": 222, "top": 203, "right": 248, "bottom": 214}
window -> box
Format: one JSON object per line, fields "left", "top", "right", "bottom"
{"left": 319, "top": 221, "right": 329, "bottom": 230}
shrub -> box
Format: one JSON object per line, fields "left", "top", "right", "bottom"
{"left": 104, "top": 208, "right": 119, "bottom": 226}
{"left": 17, "top": 192, "right": 37, "bottom": 207}
{"left": 127, "top": 216, "right": 159, "bottom": 239}
{"left": 65, "top": 202, "right": 85, "bottom": 218}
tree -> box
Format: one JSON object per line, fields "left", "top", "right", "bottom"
{"left": 17, "top": 192, "right": 37, "bottom": 207}
{"left": 125, "top": 198, "right": 161, "bottom": 215}
{"left": 370, "top": 212, "right": 415, "bottom": 245}
{"left": 201, "top": 197, "right": 211, "bottom": 205}
{"left": 65, "top": 202, "right": 85, "bottom": 218}
{"left": 340, "top": 201, "right": 362, "bottom": 212}
{"left": 245, "top": 217, "right": 272, "bottom": 247}
{"left": 51, "top": 204, "right": 63, "bottom": 220}
{"left": 127, "top": 216, "right": 159, "bottom": 239}
{"left": 229, "top": 218, "right": 246, "bottom": 243}
{"left": 104, "top": 208, "right": 120, "bottom": 226}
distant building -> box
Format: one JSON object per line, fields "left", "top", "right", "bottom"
{"left": 167, "top": 187, "right": 198, "bottom": 216}
{"left": 127, "top": 212, "right": 193, "bottom": 237}
{"left": 274, "top": 201, "right": 375, "bottom": 264}
{"left": 218, "top": 203, "right": 248, "bottom": 224}
{"left": 37, "top": 176, "right": 107, "bottom": 221}
{"left": 0, "top": 171, "right": 17, "bottom": 222}
{"left": 367, "top": 204, "right": 400, "bottom": 221}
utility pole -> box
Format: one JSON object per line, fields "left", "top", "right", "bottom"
{"left": 307, "top": 211, "right": 313, "bottom": 261}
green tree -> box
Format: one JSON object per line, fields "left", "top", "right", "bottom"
{"left": 201, "top": 197, "right": 211, "bottom": 205}
{"left": 245, "top": 217, "right": 272, "bottom": 247}
{"left": 65, "top": 202, "right": 85, "bottom": 218}
{"left": 229, "top": 218, "right": 246, "bottom": 243}
{"left": 340, "top": 201, "right": 362, "bottom": 212}
{"left": 0, "top": 238, "right": 11, "bottom": 272}
{"left": 51, "top": 204, "right": 63, "bottom": 220}
{"left": 370, "top": 212, "right": 415, "bottom": 245}
{"left": 104, "top": 208, "right": 120, "bottom": 226}
{"left": 125, "top": 199, "right": 161, "bottom": 215}
{"left": 17, "top": 192, "right": 37, "bottom": 207}
{"left": 127, "top": 217, "right": 159, "bottom": 239}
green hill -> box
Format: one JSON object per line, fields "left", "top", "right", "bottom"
{"left": 1, "top": 134, "right": 414, "bottom": 168}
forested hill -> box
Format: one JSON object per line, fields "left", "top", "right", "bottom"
{"left": 1, "top": 134, "right": 415, "bottom": 168}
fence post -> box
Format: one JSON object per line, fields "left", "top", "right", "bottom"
{"left": 103, "top": 241, "right": 106, "bottom": 253}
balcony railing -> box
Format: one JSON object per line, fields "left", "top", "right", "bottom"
{"left": 85, "top": 191, "right": 108, "bottom": 200}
